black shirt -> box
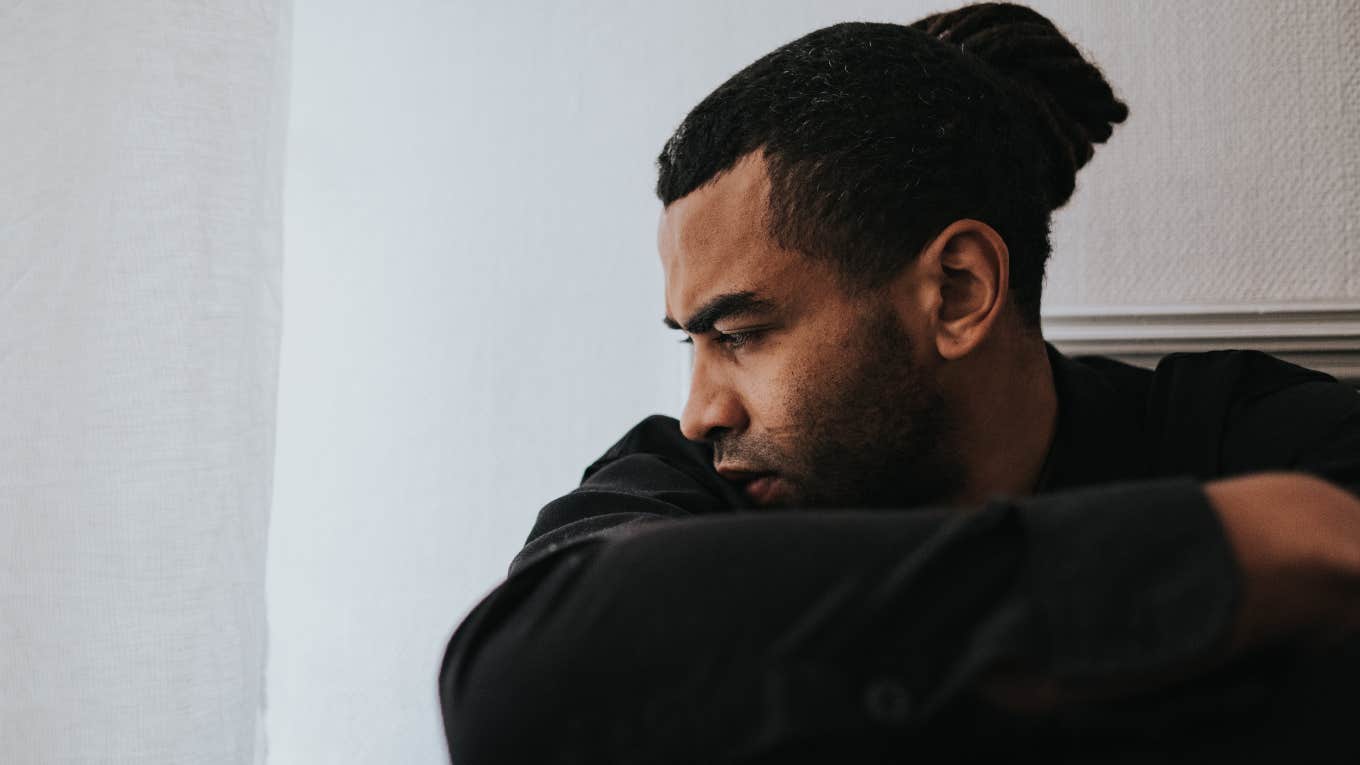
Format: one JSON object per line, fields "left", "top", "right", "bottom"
{"left": 440, "top": 344, "right": 1360, "bottom": 764}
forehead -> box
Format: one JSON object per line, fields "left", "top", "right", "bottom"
{"left": 658, "top": 152, "right": 826, "bottom": 320}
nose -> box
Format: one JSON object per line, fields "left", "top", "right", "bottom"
{"left": 679, "top": 352, "right": 748, "bottom": 443}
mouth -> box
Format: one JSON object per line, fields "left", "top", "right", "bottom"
{"left": 716, "top": 466, "right": 785, "bottom": 507}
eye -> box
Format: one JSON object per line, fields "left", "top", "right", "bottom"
{"left": 713, "top": 329, "right": 760, "bottom": 349}
{"left": 676, "top": 329, "right": 766, "bottom": 349}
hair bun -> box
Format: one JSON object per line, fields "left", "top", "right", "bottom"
{"left": 911, "top": 2, "right": 1129, "bottom": 209}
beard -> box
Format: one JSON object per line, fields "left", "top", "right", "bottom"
{"left": 714, "top": 306, "right": 968, "bottom": 510}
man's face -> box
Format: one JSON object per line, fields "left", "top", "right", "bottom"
{"left": 660, "top": 153, "right": 967, "bottom": 510}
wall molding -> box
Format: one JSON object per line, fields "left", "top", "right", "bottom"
{"left": 1041, "top": 304, "right": 1360, "bottom": 383}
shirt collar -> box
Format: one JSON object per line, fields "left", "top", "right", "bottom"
{"left": 1033, "top": 341, "right": 1152, "bottom": 493}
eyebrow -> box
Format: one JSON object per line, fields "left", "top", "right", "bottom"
{"left": 663, "top": 291, "right": 775, "bottom": 335}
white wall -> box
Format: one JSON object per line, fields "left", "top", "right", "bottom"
{"left": 269, "top": 2, "right": 1359, "bottom": 763}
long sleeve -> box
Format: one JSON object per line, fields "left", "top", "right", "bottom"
{"left": 439, "top": 416, "right": 1244, "bottom": 764}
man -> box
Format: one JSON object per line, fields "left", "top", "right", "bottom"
{"left": 441, "top": 3, "right": 1360, "bottom": 762}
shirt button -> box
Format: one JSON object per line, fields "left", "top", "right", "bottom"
{"left": 862, "top": 677, "right": 913, "bottom": 725}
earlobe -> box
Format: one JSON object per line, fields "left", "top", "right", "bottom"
{"left": 929, "top": 220, "right": 1008, "bottom": 361}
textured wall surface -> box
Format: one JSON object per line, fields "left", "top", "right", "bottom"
{"left": 0, "top": 2, "right": 288, "bottom": 763}
{"left": 1033, "top": 0, "right": 1359, "bottom": 310}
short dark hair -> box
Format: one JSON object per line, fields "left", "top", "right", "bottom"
{"left": 655, "top": 2, "right": 1128, "bottom": 328}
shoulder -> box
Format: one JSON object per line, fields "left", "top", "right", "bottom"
{"left": 1151, "top": 348, "right": 1341, "bottom": 395}
{"left": 1150, "top": 348, "right": 1355, "bottom": 423}
{"left": 1147, "top": 349, "right": 1359, "bottom": 473}
{"left": 584, "top": 414, "right": 699, "bottom": 478}
{"left": 512, "top": 414, "right": 747, "bottom": 575}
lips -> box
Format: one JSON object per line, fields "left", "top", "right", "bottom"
{"left": 743, "top": 474, "right": 782, "bottom": 506}
{"left": 716, "top": 466, "right": 782, "bottom": 506}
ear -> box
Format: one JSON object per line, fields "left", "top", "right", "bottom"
{"left": 905, "top": 219, "right": 1009, "bottom": 361}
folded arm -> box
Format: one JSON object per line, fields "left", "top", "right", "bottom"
{"left": 442, "top": 409, "right": 1360, "bottom": 763}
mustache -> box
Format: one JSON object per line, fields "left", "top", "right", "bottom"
{"left": 712, "top": 434, "right": 786, "bottom": 470}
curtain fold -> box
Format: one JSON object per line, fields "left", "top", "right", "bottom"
{"left": 0, "top": 2, "right": 289, "bottom": 762}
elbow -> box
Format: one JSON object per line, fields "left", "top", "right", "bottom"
{"left": 439, "top": 552, "right": 606, "bottom": 764}
{"left": 439, "top": 625, "right": 564, "bottom": 765}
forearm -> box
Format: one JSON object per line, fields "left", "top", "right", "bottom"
{"left": 444, "top": 504, "right": 1026, "bottom": 764}
{"left": 442, "top": 477, "right": 1239, "bottom": 764}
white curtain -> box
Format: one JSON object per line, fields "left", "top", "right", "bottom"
{"left": 0, "top": 2, "right": 289, "bottom": 763}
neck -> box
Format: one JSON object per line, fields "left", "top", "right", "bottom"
{"left": 946, "top": 331, "right": 1058, "bottom": 507}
